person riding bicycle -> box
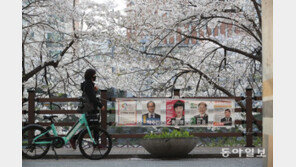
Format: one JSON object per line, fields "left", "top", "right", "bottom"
{"left": 70, "top": 68, "right": 105, "bottom": 149}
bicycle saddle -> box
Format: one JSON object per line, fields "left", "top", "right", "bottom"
{"left": 43, "top": 115, "right": 58, "bottom": 121}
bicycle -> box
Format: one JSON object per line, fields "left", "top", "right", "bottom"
{"left": 22, "top": 113, "right": 112, "bottom": 160}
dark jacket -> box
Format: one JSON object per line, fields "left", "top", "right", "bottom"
{"left": 170, "top": 116, "right": 185, "bottom": 125}
{"left": 221, "top": 117, "right": 232, "bottom": 126}
{"left": 142, "top": 113, "right": 161, "bottom": 125}
{"left": 193, "top": 114, "right": 208, "bottom": 125}
{"left": 81, "top": 80, "right": 103, "bottom": 109}
{"left": 142, "top": 113, "right": 161, "bottom": 119}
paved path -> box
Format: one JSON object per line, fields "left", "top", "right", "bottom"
{"left": 23, "top": 158, "right": 263, "bottom": 167}
{"left": 43, "top": 146, "right": 264, "bottom": 158}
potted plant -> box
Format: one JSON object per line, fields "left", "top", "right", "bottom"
{"left": 141, "top": 129, "right": 198, "bottom": 158}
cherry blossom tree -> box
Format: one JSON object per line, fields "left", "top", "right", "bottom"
{"left": 22, "top": 0, "right": 120, "bottom": 97}
{"left": 107, "top": 0, "right": 262, "bottom": 100}
{"left": 21, "top": 0, "right": 263, "bottom": 131}
{"left": 22, "top": 0, "right": 262, "bottom": 101}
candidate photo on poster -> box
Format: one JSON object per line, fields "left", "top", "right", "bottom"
{"left": 142, "top": 101, "right": 161, "bottom": 125}
{"left": 220, "top": 109, "right": 232, "bottom": 126}
{"left": 170, "top": 100, "right": 185, "bottom": 126}
{"left": 191, "top": 102, "right": 209, "bottom": 125}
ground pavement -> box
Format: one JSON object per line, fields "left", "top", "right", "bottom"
{"left": 23, "top": 146, "right": 264, "bottom": 167}
{"left": 23, "top": 158, "right": 263, "bottom": 167}
{"left": 39, "top": 145, "right": 265, "bottom": 159}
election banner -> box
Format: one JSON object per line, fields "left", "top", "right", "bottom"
{"left": 115, "top": 98, "right": 237, "bottom": 127}
{"left": 166, "top": 99, "right": 185, "bottom": 126}
{"left": 185, "top": 99, "right": 236, "bottom": 127}
{"left": 116, "top": 100, "right": 137, "bottom": 125}
{"left": 140, "top": 100, "right": 164, "bottom": 125}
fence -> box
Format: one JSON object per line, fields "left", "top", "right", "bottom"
{"left": 22, "top": 88, "right": 262, "bottom": 147}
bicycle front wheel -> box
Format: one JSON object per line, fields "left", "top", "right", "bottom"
{"left": 22, "top": 125, "right": 50, "bottom": 159}
{"left": 78, "top": 127, "right": 112, "bottom": 160}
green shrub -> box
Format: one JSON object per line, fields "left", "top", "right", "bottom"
{"left": 144, "top": 129, "right": 194, "bottom": 139}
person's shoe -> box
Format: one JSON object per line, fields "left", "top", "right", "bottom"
{"left": 69, "top": 138, "right": 76, "bottom": 150}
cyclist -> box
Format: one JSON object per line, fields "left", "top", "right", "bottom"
{"left": 70, "top": 68, "right": 105, "bottom": 149}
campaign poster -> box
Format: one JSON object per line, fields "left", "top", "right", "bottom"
{"left": 140, "top": 100, "right": 163, "bottom": 125}
{"left": 166, "top": 99, "right": 185, "bottom": 126}
{"left": 212, "top": 100, "right": 236, "bottom": 127}
{"left": 186, "top": 99, "right": 236, "bottom": 127}
{"left": 116, "top": 100, "right": 137, "bottom": 126}
{"left": 187, "top": 100, "right": 211, "bottom": 126}
{"left": 115, "top": 98, "right": 236, "bottom": 127}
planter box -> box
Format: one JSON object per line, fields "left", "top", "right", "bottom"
{"left": 141, "top": 137, "right": 198, "bottom": 158}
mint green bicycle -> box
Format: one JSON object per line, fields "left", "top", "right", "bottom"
{"left": 22, "top": 113, "right": 112, "bottom": 160}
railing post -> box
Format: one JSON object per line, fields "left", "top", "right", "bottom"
{"left": 245, "top": 88, "right": 254, "bottom": 147}
{"left": 27, "top": 89, "right": 36, "bottom": 144}
{"left": 100, "top": 89, "right": 108, "bottom": 147}
{"left": 27, "top": 89, "right": 36, "bottom": 125}
{"left": 100, "top": 89, "right": 108, "bottom": 130}
{"left": 173, "top": 89, "right": 180, "bottom": 97}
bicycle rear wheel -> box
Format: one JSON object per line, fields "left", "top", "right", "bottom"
{"left": 22, "top": 125, "right": 50, "bottom": 159}
{"left": 78, "top": 127, "right": 112, "bottom": 160}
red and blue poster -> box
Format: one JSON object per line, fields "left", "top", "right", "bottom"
{"left": 166, "top": 99, "right": 185, "bottom": 125}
